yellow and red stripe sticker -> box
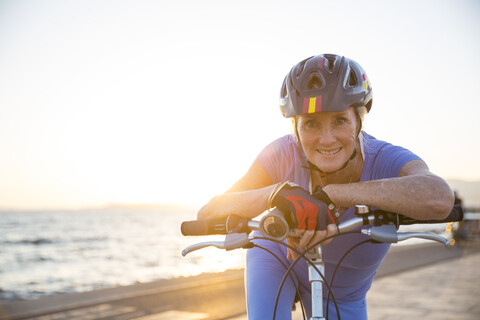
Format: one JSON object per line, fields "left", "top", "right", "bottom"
{"left": 362, "top": 73, "right": 370, "bottom": 90}
{"left": 302, "top": 95, "right": 322, "bottom": 114}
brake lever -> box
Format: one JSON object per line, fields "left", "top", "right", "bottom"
{"left": 182, "top": 233, "right": 252, "bottom": 257}
{"left": 361, "top": 225, "right": 450, "bottom": 246}
{"left": 182, "top": 241, "right": 226, "bottom": 257}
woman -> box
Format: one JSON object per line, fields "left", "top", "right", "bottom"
{"left": 198, "top": 54, "right": 453, "bottom": 319}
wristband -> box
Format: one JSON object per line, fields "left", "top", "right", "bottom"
{"left": 267, "top": 181, "right": 289, "bottom": 209}
{"left": 267, "top": 181, "right": 301, "bottom": 209}
{"left": 313, "top": 185, "right": 336, "bottom": 211}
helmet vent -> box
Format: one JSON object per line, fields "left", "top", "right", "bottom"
{"left": 306, "top": 73, "right": 323, "bottom": 90}
{"left": 347, "top": 70, "right": 358, "bottom": 87}
{"left": 296, "top": 59, "right": 308, "bottom": 77}
{"left": 289, "top": 77, "right": 301, "bottom": 97}
{"left": 326, "top": 57, "right": 335, "bottom": 72}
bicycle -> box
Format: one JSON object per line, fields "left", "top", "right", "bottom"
{"left": 181, "top": 204, "right": 463, "bottom": 320}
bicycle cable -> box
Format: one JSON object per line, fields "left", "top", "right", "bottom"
{"left": 252, "top": 237, "right": 332, "bottom": 320}
{"left": 270, "top": 230, "right": 363, "bottom": 320}
{"left": 253, "top": 244, "right": 307, "bottom": 320}
{"left": 253, "top": 232, "right": 359, "bottom": 320}
{"left": 325, "top": 239, "right": 372, "bottom": 319}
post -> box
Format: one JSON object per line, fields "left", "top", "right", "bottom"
{"left": 306, "top": 246, "right": 325, "bottom": 320}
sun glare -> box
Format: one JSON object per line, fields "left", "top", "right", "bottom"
{"left": 0, "top": 0, "right": 479, "bottom": 210}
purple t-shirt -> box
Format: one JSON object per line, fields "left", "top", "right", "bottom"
{"left": 256, "top": 131, "right": 422, "bottom": 301}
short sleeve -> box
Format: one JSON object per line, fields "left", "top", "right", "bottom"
{"left": 367, "top": 143, "right": 422, "bottom": 180}
{"left": 256, "top": 135, "right": 306, "bottom": 185}
{"left": 256, "top": 136, "right": 290, "bottom": 184}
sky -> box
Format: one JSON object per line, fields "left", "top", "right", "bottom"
{"left": 0, "top": 0, "right": 479, "bottom": 210}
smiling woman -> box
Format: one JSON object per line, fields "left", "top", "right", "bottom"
{"left": 197, "top": 53, "right": 454, "bottom": 319}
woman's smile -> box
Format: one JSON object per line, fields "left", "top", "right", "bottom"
{"left": 316, "top": 147, "right": 342, "bottom": 156}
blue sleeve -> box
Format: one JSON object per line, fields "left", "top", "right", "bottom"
{"left": 256, "top": 135, "right": 297, "bottom": 184}
{"left": 369, "top": 143, "right": 422, "bottom": 180}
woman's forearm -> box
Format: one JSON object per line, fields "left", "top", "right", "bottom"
{"left": 197, "top": 185, "right": 275, "bottom": 220}
{"left": 324, "top": 174, "right": 454, "bottom": 220}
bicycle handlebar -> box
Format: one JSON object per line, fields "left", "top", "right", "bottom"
{"left": 180, "top": 215, "right": 255, "bottom": 236}
{"left": 181, "top": 205, "right": 463, "bottom": 256}
{"left": 181, "top": 205, "right": 463, "bottom": 320}
{"left": 394, "top": 204, "right": 463, "bottom": 225}
{"left": 181, "top": 205, "right": 463, "bottom": 237}
{"left": 181, "top": 205, "right": 463, "bottom": 258}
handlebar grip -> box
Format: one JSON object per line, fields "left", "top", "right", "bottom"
{"left": 181, "top": 218, "right": 227, "bottom": 236}
{"left": 445, "top": 205, "right": 464, "bottom": 222}
{"left": 181, "top": 215, "right": 252, "bottom": 236}
{"left": 398, "top": 205, "right": 464, "bottom": 225}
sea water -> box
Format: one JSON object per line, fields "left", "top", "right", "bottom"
{"left": 0, "top": 206, "right": 448, "bottom": 301}
{"left": 0, "top": 206, "right": 245, "bottom": 301}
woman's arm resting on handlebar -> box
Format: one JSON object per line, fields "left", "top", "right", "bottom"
{"left": 197, "top": 160, "right": 337, "bottom": 257}
{"left": 197, "top": 160, "right": 274, "bottom": 220}
{"left": 323, "top": 160, "right": 454, "bottom": 220}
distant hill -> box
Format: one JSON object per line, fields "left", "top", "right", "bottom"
{"left": 446, "top": 179, "right": 480, "bottom": 210}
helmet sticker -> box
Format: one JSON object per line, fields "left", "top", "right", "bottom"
{"left": 362, "top": 73, "right": 371, "bottom": 90}
{"left": 302, "top": 96, "right": 322, "bottom": 114}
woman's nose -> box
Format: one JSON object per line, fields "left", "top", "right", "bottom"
{"left": 317, "top": 125, "right": 336, "bottom": 145}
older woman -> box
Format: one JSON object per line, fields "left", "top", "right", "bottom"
{"left": 198, "top": 54, "right": 453, "bottom": 319}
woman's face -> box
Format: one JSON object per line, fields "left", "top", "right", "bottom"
{"left": 296, "top": 107, "right": 358, "bottom": 173}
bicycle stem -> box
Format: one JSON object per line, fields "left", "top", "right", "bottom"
{"left": 306, "top": 246, "right": 326, "bottom": 320}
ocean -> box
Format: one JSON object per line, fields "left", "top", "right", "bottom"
{"left": 0, "top": 206, "right": 245, "bottom": 301}
{"left": 0, "top": 205, "right": 449, "bottom": 301}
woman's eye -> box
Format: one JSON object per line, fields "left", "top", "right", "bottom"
{"left": 305, "top": 120, "right": 318, "bottom": 129}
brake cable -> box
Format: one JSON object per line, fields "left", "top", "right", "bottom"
{"left": 253, "top": 232, "right": 357, "bottom": 320}
{"left": 253, "top": 244, "right": 307, "bottom": 320}
{"left": 325, "top": 239, "right": 372, "bottom": 319}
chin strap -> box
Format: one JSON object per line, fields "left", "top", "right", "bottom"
{"left": 303, "top": 148, "right": 357, "bottom": 177}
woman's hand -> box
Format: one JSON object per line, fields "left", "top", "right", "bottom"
{"left": 271, "top": 182, "right": 336, "bottom": 231}
{"left": 286, "top": 224, "right": 338, "bottom": 260}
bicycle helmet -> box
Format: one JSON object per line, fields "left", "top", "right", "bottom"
{"left": 279, "top": 54, "right": 372, "bottom": 118}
